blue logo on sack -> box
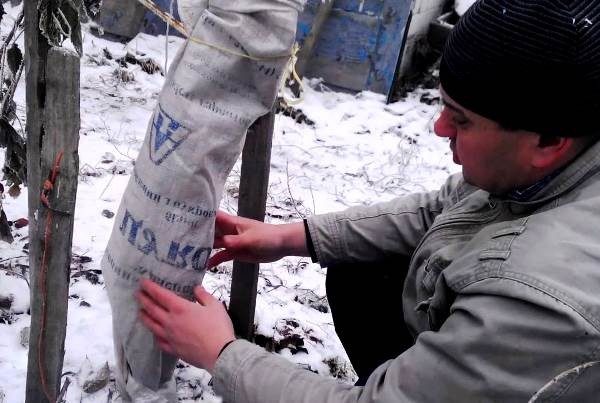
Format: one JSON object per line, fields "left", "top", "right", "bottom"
{"left": 149, "top": 106, "right": 191, "bottom": 165}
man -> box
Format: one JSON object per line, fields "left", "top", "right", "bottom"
{"left": 137, "top": 0, "right": 600, "bottom": 401}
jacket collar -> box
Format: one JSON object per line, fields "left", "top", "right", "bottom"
{"left": 495, "top": 139, "right": 600, "bottom": 208}
{"left": 507, "top": 169, "right": 563, "bottom": 202}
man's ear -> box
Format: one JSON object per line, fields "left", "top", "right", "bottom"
{"left": 530, "top": 136, "right": 574, "bottom": 169}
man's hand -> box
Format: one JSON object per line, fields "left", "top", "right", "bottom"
{"left": 137, "top": 279, "right": 235, "bottom": 373}
{"left": 208, "top": 211, "right": 309, "bottom": 268}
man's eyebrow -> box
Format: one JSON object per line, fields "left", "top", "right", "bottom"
{"left": 441, "top": 97, "right": 466, "bottom": 116}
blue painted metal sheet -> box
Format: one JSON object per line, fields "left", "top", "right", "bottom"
{"left": 298, "top": 0, "right": 412, "bottom": 96}
{"left": 142, "top": 0, "right": 412, "bottom": 96}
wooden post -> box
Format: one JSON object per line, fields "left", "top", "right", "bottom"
{"left": 229, "top": 110, "right": 275, "bottom": 340}
{"left": 24, "top": 39, "right": 81, "bottom": 403}
{"left": 24, "top": 0, "right": 49, "bottom": 398}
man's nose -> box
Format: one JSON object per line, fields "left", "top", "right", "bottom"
{"left": 433, "top": 108, "right": 457, "bottom": 138}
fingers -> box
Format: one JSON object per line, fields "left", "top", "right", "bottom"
{"left": 207, "top": 249, "right": 235, "bottom": 268}
{"left": 211, "top": 234, "right": 243, "bottom": 266}
{"left": 155, "top": 336, "right": 175, "bottom": 355}
{"left": 214, "top": 211, "right": 239, "bottom": 237}
{"left": 212, "top": 237, "right": 226, "bottom": 249}
{"left": 194, "top": 286, "right": 217, "bottom": 307}
{"left": 137, "top": 289, "right": 169, "bottom": 324}
{"left": 213, "top": 233, "right": 243, "bottom": 250}
{"left": 139, "top": 308, "right": 169, "bottom": 340}
{"left": 140, "top": 279, "right": 183, "bottom": 312}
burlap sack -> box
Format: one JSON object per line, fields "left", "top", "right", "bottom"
{"left": 101, "top": 1, "right": 303, "bottom": 400}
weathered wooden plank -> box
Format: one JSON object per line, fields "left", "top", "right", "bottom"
{"left": 25, "top": 47, "right": 80, "bottom": 403}
{"left": 296, "top": 0, "right": 334, "bottom": 78}
{"left": 24, "top": 0, "right": 48, "bottom": 399}
{"left": 368, "top": 0, "right": 413, "bottom": 96}
{"left": 303, "top": 8, "right": 379, "bottom": 91}
{"left": 297, "top": 0, "right": 412, "bottom": 96}
{"left": 24, "top": 0, "right": 47, "bottom": 211}
{"left": 229, "top": 110, "right": 275, "bottom": 340}
{"left": 334, "top": 0, "right": 384, "bottom": 14}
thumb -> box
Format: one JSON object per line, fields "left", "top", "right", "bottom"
{"left": 194, "top": 286, "right": 216, "bottom": 306}
{"left": 221, "top": 234, "right": 243, "bottom": 249}
{"left": 215, "top": 211, "right": 238, "bottom": 235}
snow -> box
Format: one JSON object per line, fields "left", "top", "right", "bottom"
{"left": 0, "top": 3, "right": 458, "bottom": 401}
{"left": 455, "top": 0, "right": 477, "bottom": 16}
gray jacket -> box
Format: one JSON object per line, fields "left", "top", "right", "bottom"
{"left": 213, "top": 141, "right": 600, "bottom": 402}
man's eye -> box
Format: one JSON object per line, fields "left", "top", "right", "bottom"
{"left": 452, "top": 116, "right": 470, "bottom": 127}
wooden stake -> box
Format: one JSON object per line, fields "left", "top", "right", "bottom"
{"left": 24, "top": 36, "right": 81, "bottom": 403}
{"left": 229, "top": 110, "right": 275, "bottom": 340}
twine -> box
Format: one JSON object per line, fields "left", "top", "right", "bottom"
{"left": 135, "top": 0, "right": 304, "bottom": 104}
{"left": 38, "top": 150, "right": 65, "bottom": 403}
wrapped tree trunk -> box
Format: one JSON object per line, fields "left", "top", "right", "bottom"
{"left": 101, "top": 1, "right": 303, "bottom": 400}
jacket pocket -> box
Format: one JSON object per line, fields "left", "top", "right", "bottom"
{"left": 478, "top": 224, "right": 526, "bottom": 262}
{"left": 415, "top": 293, "right": 455, "bottom": 332}
{"left": 422, "top": 255, "right": 451, "bottom": 294}
{"left": 416, "top": 275, "right": 455, "bottom": 332}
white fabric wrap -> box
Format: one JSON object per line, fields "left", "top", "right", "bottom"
{"left": 101, "top": 1, "right": 302, "bottom": 400}
{"left": 178, "top": 0, "right": 207, "bottom": 29}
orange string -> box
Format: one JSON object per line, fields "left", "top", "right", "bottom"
{"left": 37, "top": 150, "right": 64, "bottom": 403}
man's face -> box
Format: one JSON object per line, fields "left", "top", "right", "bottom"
{"left": 434, "top": 91, "right": 541, "bottom": 194}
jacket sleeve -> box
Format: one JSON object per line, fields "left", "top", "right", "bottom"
{"left": 212, "top": 279, "right": 600, "bottom": 403}
{"left": 306, "top": 173, "right": 466, "bottom": 266}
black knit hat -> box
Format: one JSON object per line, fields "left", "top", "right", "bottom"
{"left": 440, "top": 0, "right": 600, "bottom": 137}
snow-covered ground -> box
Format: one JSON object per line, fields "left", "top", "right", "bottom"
{"left": 0, "top": 4, "right": 458, "bottom": 402}
{"left": 455, "top": 0, "right": 477, "bottom": 15}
